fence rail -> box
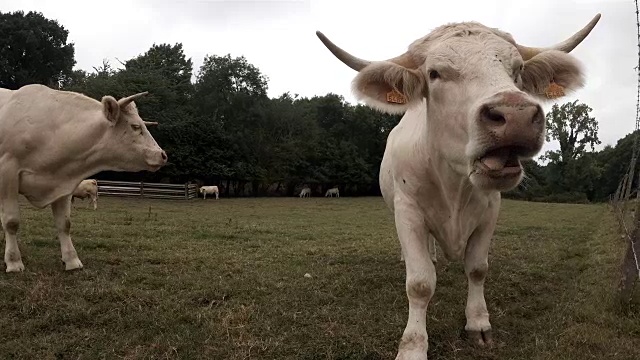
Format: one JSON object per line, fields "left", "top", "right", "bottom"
{"left": 97, "top": 180, "right": 198, "bottom": 200}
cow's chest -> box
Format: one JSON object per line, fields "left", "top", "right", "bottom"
{"left": 422, "top": 197, "right": 489, "bottom": 261}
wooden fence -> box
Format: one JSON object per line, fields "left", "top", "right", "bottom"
{"left": 97, "top": 180, "right": 198, "bottom": 200}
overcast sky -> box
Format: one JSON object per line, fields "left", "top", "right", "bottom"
{"left": 0, "top": 0, "right": 632, "bottom": 156}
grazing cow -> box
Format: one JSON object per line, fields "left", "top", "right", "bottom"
{"left": 0, "top": 84, "right": 167, "bottom": 272}
{"left": 71, "top": 179, "right": 99, "bottom": 210}
{"left": 325, "top": 187, "right": 339, "bottom": 197}
{"left": 300, "top": 186, "right": 311, "bottom": 198}
{"left": 200, "top": 185, "right": 219, "bottom": 200}
{"left": 316, "top": 13, "right": 600, "bottom": 359}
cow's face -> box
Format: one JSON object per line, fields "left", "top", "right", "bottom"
{"left": 101, "top": 93, "right": 168, "bottom": 172}
{"left": 317, "top": 14, "right": 600, "bottom": 192}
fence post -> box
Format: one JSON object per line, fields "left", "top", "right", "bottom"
{"left": 140, "top": 182, "right": 144, "bottom": 198}
{"left": 185, "top": 183, "right": 188, "bottom": 200}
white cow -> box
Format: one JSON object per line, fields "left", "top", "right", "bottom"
{"left": 317, "top": 13, "right": 600, "bottom": 359}
{"left": 325, "top": 187, "right": 339, "bottom": 197}
{"left": 0, "top": 84, "right": 167, "bottom": 272}
{"left": 71, "top": 179, "right": 99, "bottom": 210}
{"left": 300, "top": 186, "right": 311, "bottom": 198}
{"left": 200, "top": 185, "right": 219, "bottom": 200}
{"left": 0, "top": 88, "right": 12, "bottom": 109}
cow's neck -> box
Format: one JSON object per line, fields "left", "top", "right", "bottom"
{"left": 415, "top": 117, "right": 496, "bottom": 260}
{"left": 58, "top": 131, "right": 119, "bottom": 179}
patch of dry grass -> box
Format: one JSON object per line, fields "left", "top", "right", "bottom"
{"left": 0, "top": 196, "right": 638, "bottom": 359}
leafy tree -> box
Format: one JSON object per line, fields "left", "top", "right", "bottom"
{"left": 540, "top": 100, "right": 601, "bottom": 197}
{"left": 0, "top": 10, "right": 75, "bottom": 89}
{"left": 542, "top": 100, "right": 600, "bottom": 164}
{"left": 28, "top": 10, "right": 638, "bottom": 201}
{"left": 592, "top": 131, "right": 640, "bottom": 201}
{"left": 191, "top": 54, "right": 270, "bottom": 193}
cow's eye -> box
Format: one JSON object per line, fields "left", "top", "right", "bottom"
{"left": 131, "top": 124, "right": 141, "bottom": 131}
{"left": 429, "top": 70, "right": 440, "bottom": 80}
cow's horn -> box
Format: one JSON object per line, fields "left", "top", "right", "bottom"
{"left": 144, "top": 121, "right": 158, "bottom": 127}
{"left": 516, "top": 13, "right": 601, "bottom": 61}
{"left": 118, "top": 91, "right": 149, "bottom": 108}
{"left": 316, "top": 31, "right": 372, "bottom": 71}
{"left": 316, "top": 31, "right": 423, "bottom": 71}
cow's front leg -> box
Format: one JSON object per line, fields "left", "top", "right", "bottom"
{"left": 394, "top": 194, "right": 435, "bottom": 360}
{"left": 400, "top": 235, "right": 438, "bottom": 264}
{"left": 2, "top": 201, "right": 23, "bottom": 272}
{"left": 463, "top": 199, "right": 499, "bottom": 347}
{"left": 400, "top": 235, "right": 436, "bottom": 264}
{"left": 1, "top": 176, "right": 24, "bottom": 272}
{"left": 51, "top": 196, "right": 83, "bottom": 270}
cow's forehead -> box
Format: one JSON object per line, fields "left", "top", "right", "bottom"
{"left": 407, "top": 22, "right": 517, "bottom": 59}
{"left": 122, "top": 102, "right": 141, "bottom": 117}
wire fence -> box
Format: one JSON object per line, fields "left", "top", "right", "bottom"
{"left": 609, "top": 0, "right": 640, "bottom": 304}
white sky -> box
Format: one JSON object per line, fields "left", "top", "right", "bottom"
{"left": 0, "top": 0, "right": 632, "bottom": 157}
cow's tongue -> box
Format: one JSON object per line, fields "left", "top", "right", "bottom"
{"left": 480, "top": 148, "right": 511, "bottom": 170}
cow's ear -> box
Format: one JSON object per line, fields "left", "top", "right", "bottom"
{"left": 101, "top": 96, "right": 120, "bottom": 123}
{"left": 351, "top": 61, "right": 425, "bottom": 114}
{"left": 521, "top": 50, "right": 585, "bottom": 102}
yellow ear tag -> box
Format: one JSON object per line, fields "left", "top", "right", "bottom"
{"left": 544, "top": 81, "right": 565, "bottom": 99}
{"left": 386, "top": 89, "right": 407, "bottom": 104}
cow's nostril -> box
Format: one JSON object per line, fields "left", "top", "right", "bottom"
{"left": 532, "top": 107, "right": 543, "bottom": 124}
{"left": 481, "top": 106, "right": 506, "bottom": 124}
{"left": 161, "top": 151, "right": 168, "bottom": 161}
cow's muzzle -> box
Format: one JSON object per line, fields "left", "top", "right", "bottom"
{"left": 471, "top": 91, "right": 545, "bottom": 181}
{"left": 146, "top": 149, "right": 168, "bottom": 171}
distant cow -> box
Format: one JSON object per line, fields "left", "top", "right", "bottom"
{"left": 71, "top": 179, "right": 98, "bottom": 210}
{"left": 200, "top": 186, "right": 219, "bottom": 200}
{"left": 0, "top": 84, "right": 167, "bottom": 272}
{"left": 325, "top": 187, "right": 339, "bottom": 197}
{"left": 300, "top": 186, "right": 311, "bottom": 198}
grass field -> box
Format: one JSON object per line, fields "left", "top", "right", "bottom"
{"left": 0, "top": 196, "right": 639, "bottom": 360}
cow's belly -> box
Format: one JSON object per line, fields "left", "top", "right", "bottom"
{"left": 19, "top": 170, "right": 78, "bottom": 208}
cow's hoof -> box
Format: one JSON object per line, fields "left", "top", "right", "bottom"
{"left": 5, "top": 260, "right": 25, "bottom": 273}
{"left": 396, "top": 333, "right": 428, "bottom": 360}
{"left": 395, "top": 349, "right": 428, "bottom": 360}
{"left": 64, "top": 258, "right": 83, "bottom": 271}
{"left": 466, "top": 329, "right": 494, "bottom": 347}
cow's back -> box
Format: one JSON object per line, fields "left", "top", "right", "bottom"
{"left": 0, "top": 88, "right": 12, "bottom": 110}
{"left": 0, "top": 84, "right": 103, "bottom": 163}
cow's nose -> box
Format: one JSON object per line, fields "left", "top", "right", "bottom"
{"left": 161, "top": 151, "right": 168, "bottom": 163}
{"left": 478, "top": 92, "right": 543, "bottom": 135}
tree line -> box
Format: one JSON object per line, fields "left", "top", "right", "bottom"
{"left": 0, "top": 10, "right": 633, "bottom": 202}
